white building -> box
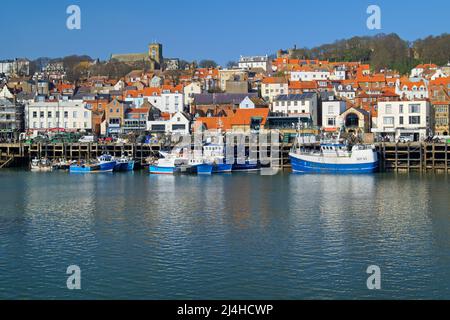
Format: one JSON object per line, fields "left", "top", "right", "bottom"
{"left": 184, "top": 82, "right": 202, "bottom": 106}
{"left": 290, "top": 70, "right": 330, "bottom": 82}
{"left": 238, "top": 55, "right": 270, "bottom": 72}
{"left": 329, "top": 66, "right": 346, "bottom": 81}
{"left": 25, "top": 98, "right": 92, "bottom": 132}
{"left": 158, "top": 92, "right": 184, "bottom": 113}
{"left": 239, "top": 96, "right": 256, "bottom": 109}
{"left": 147, "top": 111, "right": 191, "bottom": 134}
{"left": 272, "top": 93, "right": 319, "bottom": 126}
{"left": 322, "top": 99, "right": 347, "bottom": 131}
{"left": 372, "top": 100, "right": 431, "bottom": 141}
{"left": 410, "top": 64, "right": 437, "bottom": 78}
{"left": 395, "top": 79, "right": 428, "bottom": 100}
{"left": 261, "top": 78, "right": 288, "bottom": 102}
{"left": 134, "top": 91, "right": 184, "bottom": 114}
{"left": 0, "top": 59, "right": 30, "bottom": 76}
{"left": 333, "top": 83, "right": 357, "bottom": 100}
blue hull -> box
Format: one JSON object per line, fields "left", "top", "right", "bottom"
{"left": 232, "top": 162, "right": 260, "bottom": 172}
{"left": 290, "top": 156, "right": 379, "bottom": 173}
{"left": 214, "top": 163, "right": 232, "bottom": 173}
{"left": 69, "top": 162, "right": 115, "bottom": 173}
{"left": 115, "top": 161, "right": 135, "bottom": 172}
{"left": 197, "top": 163, "right": 233, "bottom": 174}
{"left": 149, "top": 165, "right": 179, "bottom": 174}
{"left": 197, "top": 164, "right": 213, "bottom": 174}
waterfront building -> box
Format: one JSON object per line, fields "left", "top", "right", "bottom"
{"left": 339, "top": 107, "right": 371, "bottom": 134}
{"left": 432, "top": 101, "right": 450, "bottom": 136}
{"left": 271, "top": 93, "right": 319, "bottom": 126}
{"left": 104, "top": 98, "right": 132, "bottom": 135}
{"left": 0, "top": 98, "right": 24, "bottom": 141}
{"left": 372, "top": 100, "right": 432, "bottom": 141}
{"left": 123, "top": 107, "right": 150, "bottom": 134}
{"left": 25, "top": 98, "right": 92, "bottom": 132}
{"left": 321, "top": 97, "right": 346, "bottom": 132}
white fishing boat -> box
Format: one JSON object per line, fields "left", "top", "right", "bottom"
{"left": 30, "top": 157, "right": 53, "bottom": 172}
{"left": 289, "top": 137, "right": 379, "bottom": 173}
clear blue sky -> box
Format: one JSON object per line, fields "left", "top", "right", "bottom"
{"left": 1, "top": 0, "right": 448, "bottom": 64}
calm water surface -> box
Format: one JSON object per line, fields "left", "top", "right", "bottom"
{"left": 0, "top": 170, "right": 449, "bottom": 299}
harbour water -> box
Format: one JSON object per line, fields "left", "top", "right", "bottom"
{"left": 0, "top": 170, "right": 449, "bottom": 299}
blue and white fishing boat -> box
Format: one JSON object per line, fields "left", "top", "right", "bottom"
{"left": 197, "top": 144, "right": 233, "bottom": 174}
{"left": 149, "top": 157, "right": 189, "bottom": 174}
{"left": 114, "top": 155, "right": 135, "bottom": 172}
{"left": 289, "top": 140, "right": 379, "bottom": 173}
{"left": 69, "top": 154, "right": 116, "bottom": 173}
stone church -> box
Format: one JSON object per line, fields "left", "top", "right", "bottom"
{"left": 111, "top": 43, "right": 163, "bottom": 70}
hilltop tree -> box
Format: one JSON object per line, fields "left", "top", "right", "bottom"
{"left": 199, "top": 59, "right": 218, "bottom": 68}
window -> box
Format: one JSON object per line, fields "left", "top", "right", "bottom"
{"left": 73, "top": 122, "right": 76, "bottom": 128}
{"left": 409, "top": 116, "right": 420, "bottom": 125}
{"left": 48, "top": 111, "right": 52, "bottom": 118}
{"left": 48, "top": 122, "right": 52, "bottom": 128}
{"left": 409, "top": 104, "right": 420, "bottom": 113}
{"left": 383, "top": 117, "right": 394, "bottom": 125}
{"left": 40, "top": 111, "right": 44, "bottom": 118}
{"left": 328, "top": 106, "right": 335, "bottom": 114}
{"left": 327, "top": 117, "right": 336, "bottom": 126}
{"left": 385, "top": 104, "right": 392, "bottom": 114}
{"left": 73, "top": 111, "right": 77, "bottom": 118}
{"left": 56, "top": 111, "right": 60, "bottom": 118}
{"left": 151, "top": 124, "right": 166, "bottom": 132}
{"left": 32, "top": 122, "right": 36, "bottom": 128}
{"left": 399, "top": 104, "right": 404, "bottom": 113}
{"left": 399, "top": 116, "right": 404, "bottom": 125}
{"left": 172, "top": 124, "right": 186, "bottom": 131}
{"left": 33, "top": 111, "right": 37, "bottom": 118}
{"left": 84, "top": 111, "right": 88, "bottom": 118}
{"left": 64, "top": 111, "right": 68, "bottom": 118}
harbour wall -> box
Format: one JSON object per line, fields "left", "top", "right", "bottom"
{"left": 1, "top": 142, "right": 450, "bottom": 172}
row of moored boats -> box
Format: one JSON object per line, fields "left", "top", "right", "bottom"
{"left": 30, "top": 133, "right": 380, "bottom": 174}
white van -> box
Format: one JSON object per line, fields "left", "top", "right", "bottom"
{"left": 78, "top": 135, "right": 95, "bottom": 143}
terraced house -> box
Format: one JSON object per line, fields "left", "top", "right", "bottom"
{"left": 432, "top": 102, "right": 450, "bottom": 136}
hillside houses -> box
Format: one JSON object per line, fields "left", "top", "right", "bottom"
{"left": 0, "top": 46, "right": 449, "bottom": 142}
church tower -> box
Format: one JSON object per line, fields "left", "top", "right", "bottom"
{"left": 148, "top": 43, "right": 163, "bottom": 69}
